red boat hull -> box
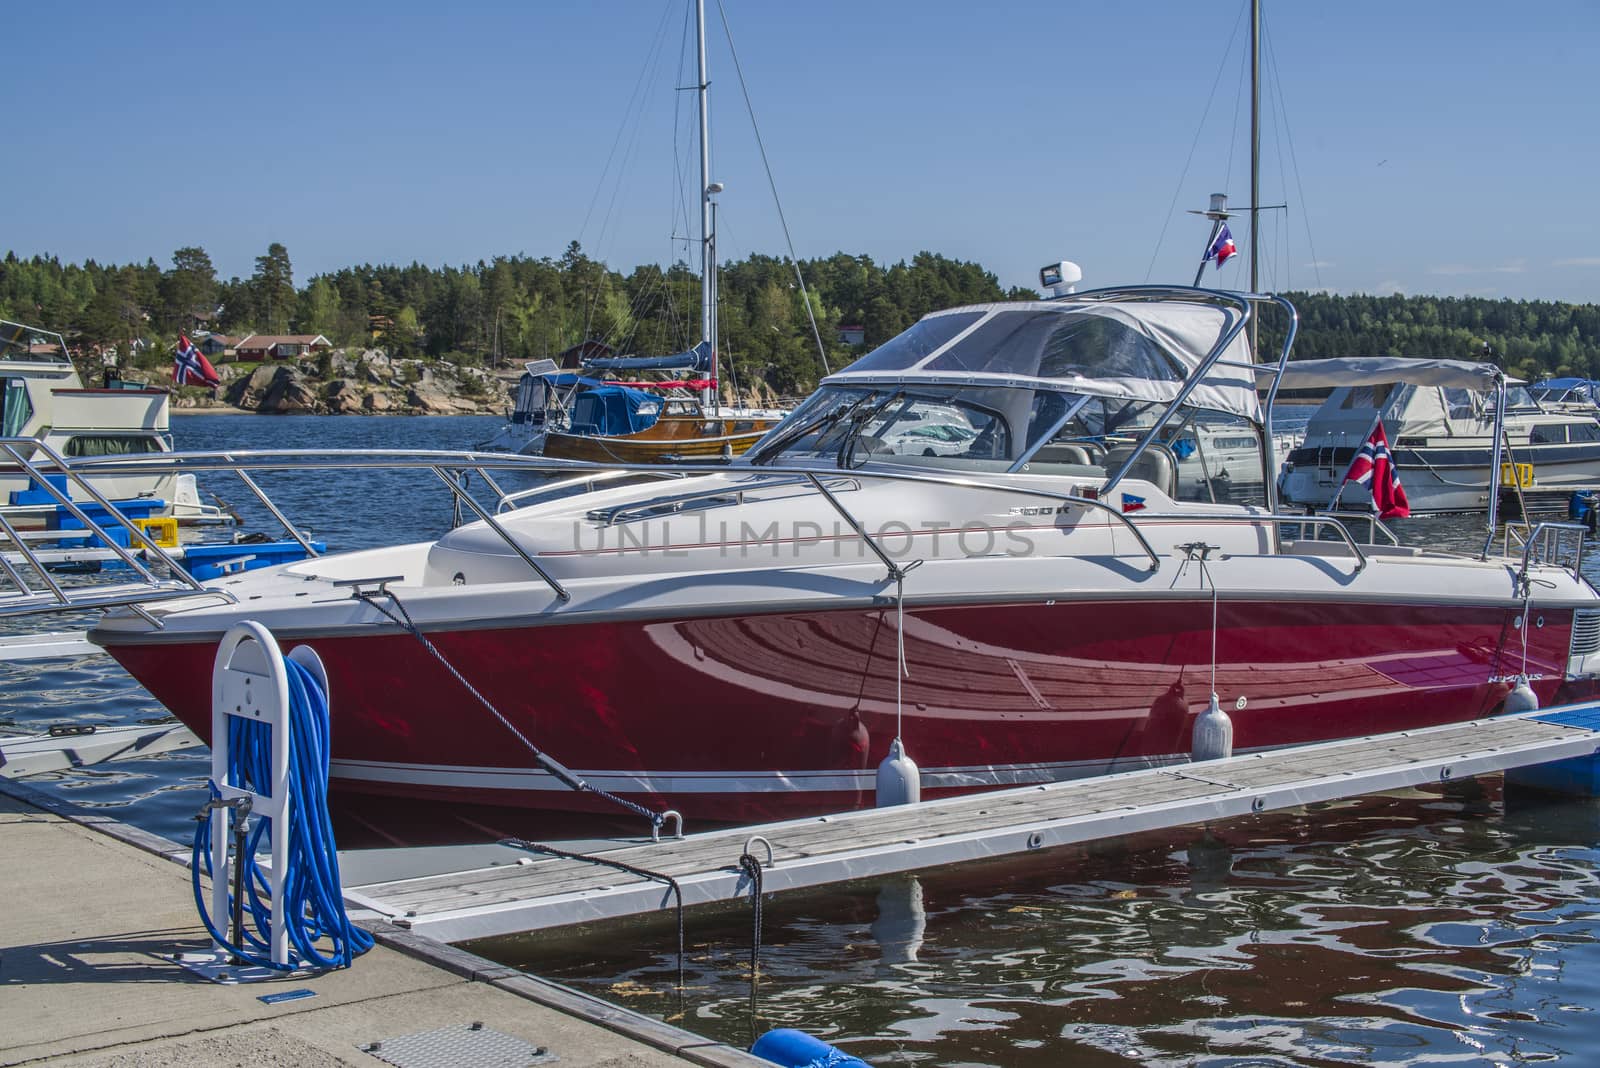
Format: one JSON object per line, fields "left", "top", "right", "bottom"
{"left": 101, "top": 597, "right": 1575, "bottom": 823}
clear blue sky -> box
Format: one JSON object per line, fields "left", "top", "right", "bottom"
{"left": 7, "top": 1, "right": 1598, "bottom": 303}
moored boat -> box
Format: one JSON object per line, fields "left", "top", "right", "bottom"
{"left": 1279, "top": 357, "right": 1600, "bottom": 515}
{"left": 1, "top": 320, "right": 223, "bottom": 527}
{"left": 88, "top": 286, "right": 1600, "bottom": 823}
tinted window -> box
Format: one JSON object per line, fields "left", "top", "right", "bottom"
{"left": 841, "top": 311, "right": 984, "bottom": 373}
{"left": 1529, "top": 425, "right": 1565, "bottom": 445}
{"left": 925, "top": 310, "right": 1186, "bottom": 382}
{"left": 1567, "top": 422, "right": 1600, "bottom": 443}
{"left": 64, "top": 434, "right": 165, "bottom": 457}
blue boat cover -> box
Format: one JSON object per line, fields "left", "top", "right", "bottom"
{"left": 566, "top": 384, "right": 662, "bottom": 436}
{"left": 585, "top": 340, "right": 711, "bottom": 373}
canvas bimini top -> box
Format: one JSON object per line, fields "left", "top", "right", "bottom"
{"left": 823, "top": 300, "right": 1262, "bottom": 421}
{"left": 1259, "top": 356, "right": 1511, "bottom": 441}
{"left": 1256, "top": 356, "right": 1503, "bottom": 391}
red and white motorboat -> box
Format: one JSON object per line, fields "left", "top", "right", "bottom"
{"left": 88, "top": 286, "right": 1600, "bottom": 823}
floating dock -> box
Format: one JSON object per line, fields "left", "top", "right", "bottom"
{"left": 345, "top": 704, "right": 1600, "bottom": 944}
{"left": 0, "top": 777, "right": 765, "bottom": 1067}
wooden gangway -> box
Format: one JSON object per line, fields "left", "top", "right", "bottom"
{"left": 343, "top": 704, "right": 1600, "bottom": 944}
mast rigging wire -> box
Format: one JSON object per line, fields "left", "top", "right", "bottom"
{"left": 1143, "top": 4, "right": 1247, "bottom": 283}
{"left": 714, "top": 0, "right": 830, "bottom": 376}
{"left": 1262, "top": 13, "right": 1324, "bottom": 293}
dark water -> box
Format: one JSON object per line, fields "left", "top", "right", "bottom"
{"left": 8, "top": 412, "right": 1600, "bottom": 1065}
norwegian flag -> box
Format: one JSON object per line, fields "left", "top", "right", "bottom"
{"left": 173, "top": 334, "right": 221, "bottom": 388}
{"left": 1345, "top": 421, "right": 1410, "bottom": 519}
{"left": 1205, "top": 223, "right": 1237, "bottom": 269}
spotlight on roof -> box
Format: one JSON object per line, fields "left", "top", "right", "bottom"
{"left": 1039, "top": 261, "right": 1083, "bottom": 298}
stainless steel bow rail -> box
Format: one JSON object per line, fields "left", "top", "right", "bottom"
{"left": 339, "top": 704, "right": 1600, "bottom": 944}
{"left": 1, "top": 444, "right": 1528, "bottom": 626}
{"left": 0, "top": 438, "right": 221, "bottom": 620}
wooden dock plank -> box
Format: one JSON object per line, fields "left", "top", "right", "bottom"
{"left": 348, "top": 708, "right": 1600, "bottom": 942}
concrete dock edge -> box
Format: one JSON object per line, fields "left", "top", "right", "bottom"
{"left": 0, "top": 775, "right": 768, "bottom": 1067}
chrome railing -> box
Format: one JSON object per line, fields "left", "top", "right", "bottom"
{"left": 2, "top": 446, "right": 1499, "bottom": 619}
{"left": 1506, "top": 521, "right": 1587, "bottom": 590}
{"left": 0, "top": 438, "right": 231, "bottom": 619}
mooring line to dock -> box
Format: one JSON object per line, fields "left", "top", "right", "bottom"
{"left": 356, "top": 588, "right": 682, "bottom": 839}
{"left": 737, "top": 846, "right": 767, "bottom": 1049}
{"left": 501, "top": 836, "right": 687, "bottom": 1004}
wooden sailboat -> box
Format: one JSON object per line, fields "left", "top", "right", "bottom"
{"left": 541, "top": 0, "right": 785, "bottom": 465}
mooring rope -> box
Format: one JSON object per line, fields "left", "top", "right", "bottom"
{"left": 738, "top": 849, "right": 766, "bottom": 1046}
{"left": 501, "top": 837, "right": 685, "bottom": 998}
{"left": 356, "top": 589, "right": 681, "bottom": 838}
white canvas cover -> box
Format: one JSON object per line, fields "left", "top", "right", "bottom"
{"left": 826, "top": 301, "right": 1261, "bottom": 421}
{"left": 1279, "top": 358, "right": 1505, "bottom": 440}
{"left": 1257, "top": 356, "right": 1502, "bottom": 391}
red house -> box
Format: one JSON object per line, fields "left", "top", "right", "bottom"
{"left": 234, "top": 334, "right": 333, "bottom": 361}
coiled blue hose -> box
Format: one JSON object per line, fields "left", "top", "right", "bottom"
{"left": 190, "top": 656, "right": 373, "bottom": 970}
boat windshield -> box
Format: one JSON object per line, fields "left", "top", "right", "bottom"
{"left": 746, "top": 381, "right": 1271, "bottom": 505}
{"left": 746, "top": 384, "right": 1081, "bottom": 471}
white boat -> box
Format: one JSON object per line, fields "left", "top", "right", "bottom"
{"left": 476, "top": 359, "right": 576, "bottom": 455}
{"left": 87, "top": 285, "right": 1600, "bottom": 823}
{"left": 1278, "top": 357, "right": 1600, "bottom": 514}
{"left": 1, "top": 320, "right": 223, "bottom": 527}
{"left": 1530, "top": 377, "right": 1600, "bottom": 416}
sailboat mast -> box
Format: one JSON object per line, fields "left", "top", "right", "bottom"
{"left": 1248, "top": 0, "right": 1261, "bottom": 348}
{"left": 695, "top": 0, "right": 717, "bottom": 411}
{"left": 1241, "top": 0, "right": 1254, "bottom": 354}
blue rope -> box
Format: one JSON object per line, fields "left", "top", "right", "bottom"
{"left": 190, "top": 656, "right": 373, "bottom": 971}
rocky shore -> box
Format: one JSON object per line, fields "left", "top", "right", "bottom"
{"left": 166, "top": 349, "right": 512, "bottom": 415}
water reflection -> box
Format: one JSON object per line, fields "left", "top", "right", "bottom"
{"left": 478, "top": 786, "right": 1600, "bottom": 1066}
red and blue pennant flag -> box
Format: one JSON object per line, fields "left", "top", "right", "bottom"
{"left": 1344, "top": 421, "right": 1410, "bottom": 519}
{"left": 1204, "top": 223, "right": 1237, "bottom": 269}
{"left": 173, "top": 334, "right": 221, "bottom": 388}
{"left": 1120, "top": 492, "right": 1147, "bottom": 514}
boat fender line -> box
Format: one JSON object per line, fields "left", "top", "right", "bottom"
{"left": 1179, "top": 541, "right": 1234, "bottom": 760}
{"left": 190, "top": 653, "right": 374, "bottom": 971}
{"left": 356, "top": 588, "right": 683, "bottom": 840}
{"left": 1505, "top": 583, "right": 1543, "bottom": 714}
{"left": 750, "top": 1028, "right": 871, "bottom": 1068}
{"left": 501, "top": 837, "right": 685, "bottom": 997}
{"left": 877, "top": 570, "right": 923, "bottom": 806}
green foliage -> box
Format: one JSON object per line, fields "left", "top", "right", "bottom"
{"left": 6, "top": 244, "right": 1600, "bottom": 399}
{"left": 251, "top": 243, "right": 295, "bottom": 334}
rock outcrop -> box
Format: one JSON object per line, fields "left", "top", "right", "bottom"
{"left": 190, "top": 348, "right": 512, "bottom": 415}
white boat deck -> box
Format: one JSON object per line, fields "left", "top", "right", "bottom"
{"left": 345, "top": 703, "right": 1600, "bottom": 944}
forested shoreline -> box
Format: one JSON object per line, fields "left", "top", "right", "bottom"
{"left": 3, "top": 244, "right": 1597, "bottom": 398}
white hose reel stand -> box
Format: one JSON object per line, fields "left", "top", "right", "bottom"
{"left": 175, "top": 621, "right": 327, "bottom": 982}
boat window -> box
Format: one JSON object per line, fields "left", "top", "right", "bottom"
{"left": 839, "top": 311, "right": 984, "bottom": 373}
{"left": 1441, "top": 388, "right": 1480, "bottom": 420}
{"left": 1506, "top": 385, "right": 1539, "bottom": 411}
{"left": 748, "top": 384, "right": 1068, "bottom": 470}
{"left": 1529, "top": 424, "right": 1566, "bottom": 445}
{"left": 1038, "top": 399, "right": 1266, "bottom": 506}
{"left": 1338, "top": 384, "right": 1397, "bottom": 411}
{"left": 2, "top": 377, "right": 31, "bottom": 436}
{"left": 63, "top": 434, "right": 166, "bottom": 457}
{"left": 923, "top": 310, "right": 1187, "bottom": 382}
{"left": 1567, "top": 422, "right": 1600, "bottom": 443}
